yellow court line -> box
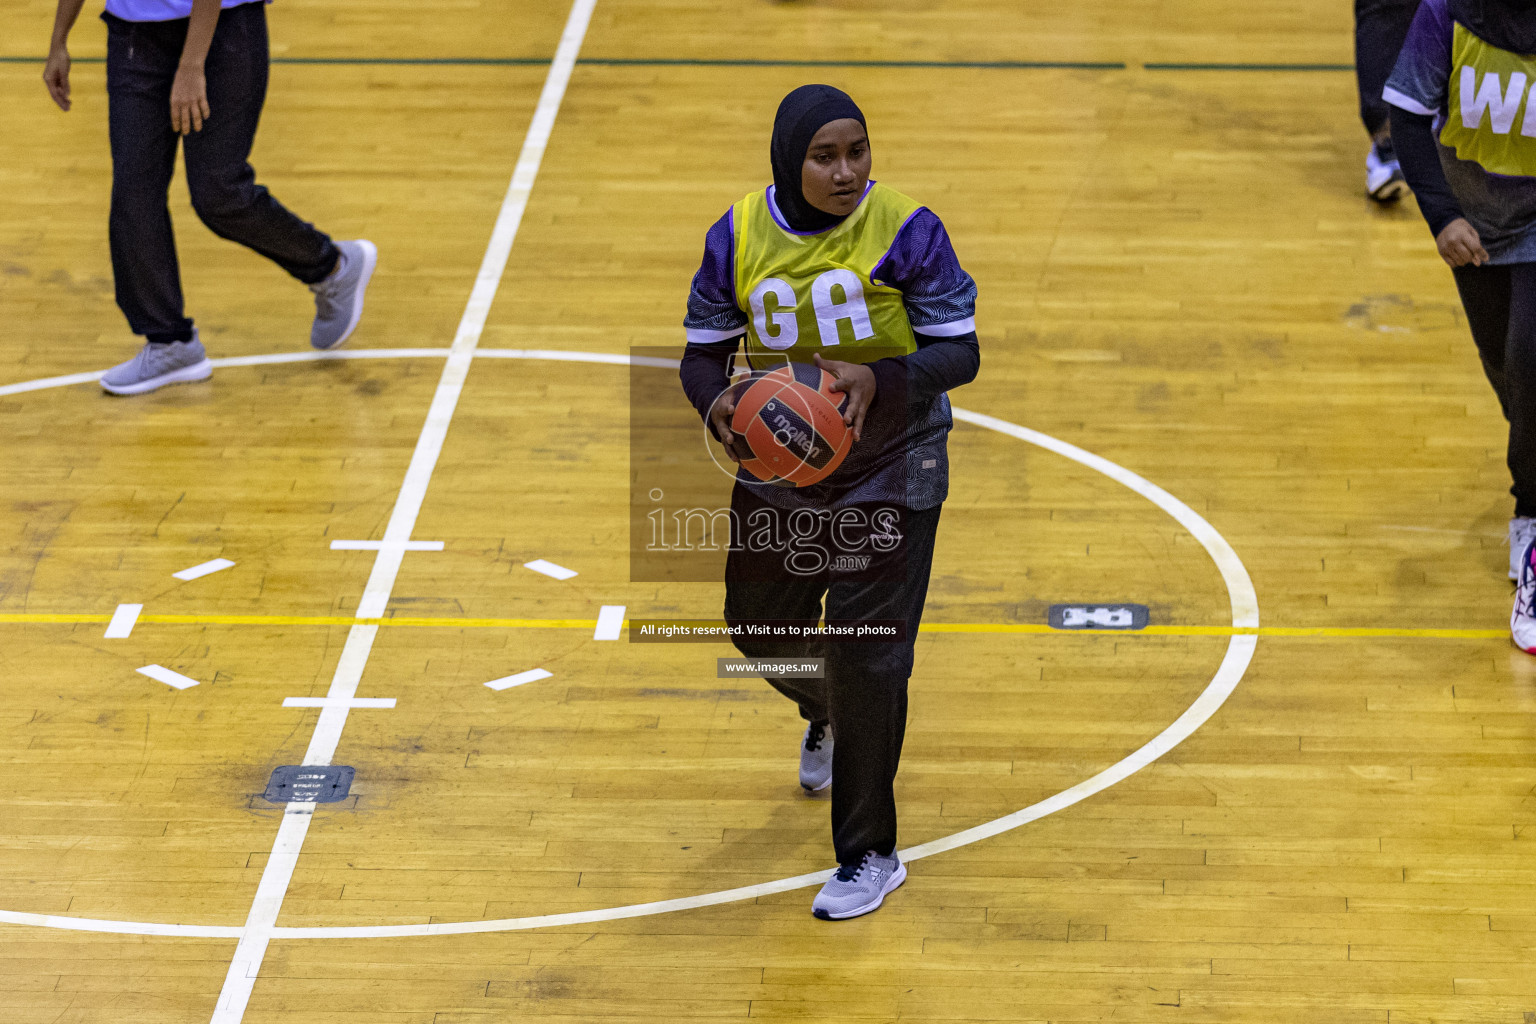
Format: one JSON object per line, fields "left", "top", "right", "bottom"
{"left": 0, "top": 612, "right": 1508, "bottom": 640}
{"left": 143, "top": 614, "right": 601, "bottom": 628}
{"left": 0, "top": 613, "right": 596, "bottom": 628}
{"left": 921, "top": 623, "right": 1508, "bottom": 639}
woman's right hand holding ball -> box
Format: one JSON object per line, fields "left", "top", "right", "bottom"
{"left": 709, "top": 390, "right": 744, "bottom": 464}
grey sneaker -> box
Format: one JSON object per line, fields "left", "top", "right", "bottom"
{"left": 799, "top": 720, "right": 832, "bottom": 792}
{"left": 309, "top": 239, "right": 377, "bottom": 350}
{"left": 1511, "top": 517, "right": 1536, "bottom": 580}
{"left": 812, "top": 850, "right": 905, "bottom": 920}
{"left": 100, "top": 333, "right": 213, "bottom": 395}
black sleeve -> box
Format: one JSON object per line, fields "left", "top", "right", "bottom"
{"left": 868, "top": 331, "right": 980, "bottom": 410}
{"left": 1390, "top": 105, "right": 1465, "bottom": 238}
{"left": 679, "top": 339, "right": 737, "bottom": 438}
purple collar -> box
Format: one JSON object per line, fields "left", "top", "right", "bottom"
{"left": 766, "top": 181, "right": 875, "bottom": 236}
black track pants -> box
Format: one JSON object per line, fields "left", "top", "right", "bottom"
{"left": 1354, "top": 0, "right": 1421, "bottom": 138}
{"left": 722, "top": 483, "right": 940, "bottom": 866}
{"left": 1453, "top": 261, "right": 1536, "bottom": 518}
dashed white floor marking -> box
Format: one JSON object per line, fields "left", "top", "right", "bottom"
{"left": 329, "top": 539, "right": 444, "bottom": 552}
{"left": 173, "top": 558, "right": 235, "bottom": 581}
{"left": 137, "top": 664, "right": 200, "bottom": 690}
{"left": 594, "top": 605, "right": 625, "bottom": 640}
{"left": 104, "top": 603, "right": 142, "bottom": 639}
{"left": 282, "top": 697, "right": 396, "bottom": 710}
{"left": 485, "top": 668, "right": 553, "bottom": 692}
{"left": 2, "top": 372, "right": 1259, "bottom": 939}
{"left": 524, "top": 558, "right": 578, "bottom": 580}
{"left": 206, "top": 1, "right": 598, "bottom": 1019}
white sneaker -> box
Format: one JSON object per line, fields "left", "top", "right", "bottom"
{"left": 309, "top": 239, "right": 377, "bottom": 350}
{"left": 811, "top": 850, "right": 906, "bottom": 920}
{"left": 1513, "top": 537, "right": 1536, "bottom": 653}
{"left": 100, "top": 332, "right": 213, "bottom": 395}
{"left": 1366, "top": 141, "right": 1409, "bottom": 203}
{"left": 799, "top": 720, "right": 832, "bottom": 792}
{"left": 1511, "top": 517, "right": 1536, "bottom": 580}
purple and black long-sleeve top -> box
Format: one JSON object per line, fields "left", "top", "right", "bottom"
{"left": 680, "top": 192, "right": 980, "bottom": 511}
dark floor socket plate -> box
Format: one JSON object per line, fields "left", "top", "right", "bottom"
{"left": 1048, "top": 603, "right": 1149, "bottom": 630}
{"left": 263, "top": 765, "right": 355, "bottom": 804}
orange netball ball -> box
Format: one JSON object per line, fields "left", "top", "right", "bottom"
{"left": 728, "top": 363, "right": 853, "bottom": 487}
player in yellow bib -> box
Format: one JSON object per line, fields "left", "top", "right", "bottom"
{"left": 731, "top": 181, "right": 924, "bottom": 368}
{"left": 1385, "top": 0, "right": 1536, "bottom": 649}
{"left": 680, "top": 85, "right": 980, "bottom": 920}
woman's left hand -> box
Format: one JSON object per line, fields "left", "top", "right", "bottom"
{"left": 170, "top": 63, "right": 210, "bottom": 135}
{"left": 813, "top": 353, "right": 876, "bottom": 442}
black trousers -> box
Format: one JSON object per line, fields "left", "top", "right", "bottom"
{"left": 1354, "top": 0, "right": 1421, "bottom": 138}
{"left": 104, "top": 3, "right": 337, "bottom": 341}
{"left": 1453, "top": 262, "right": 1536, "bottom": 518}
{"left": 723, "top": 484, "right": 941, "bottom": 866}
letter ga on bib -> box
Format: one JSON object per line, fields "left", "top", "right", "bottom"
{"left": 732, "top": 182, "right": 922, "bottom": 367}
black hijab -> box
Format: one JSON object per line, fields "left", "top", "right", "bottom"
{"left": 1451, "top": 0, "right": 1536, "bottom": 54}
{"left": 770, "top": 84, "right": 867, "bottom": 233}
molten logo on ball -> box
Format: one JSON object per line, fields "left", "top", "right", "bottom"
{"left": 727, "top": 363, "right": 853, "bottom": 487}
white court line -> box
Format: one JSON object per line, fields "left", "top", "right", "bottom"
{"left": 264, "top": 408, "right": 1260, "bottom": 939}
{"left": 261, "top": 405, "right": 1261, "bottom": 939}
{"left": 0, "top": 346, "right": 1262, "bottom": 941}
{"left": 206, "top": 3, "right": 598, "bottom": 1020}
{"left": 0, "top": 348, "right": 665, "bottom": 400}
{"left": 137, "top": 664, "right": 200, "bottom": 690}
{"left": 210, "top": 348, "right": 450, "bottom": 369}
{"left": 329, "top": 539, "right": 444, "bottom": 551}
{"left": 104, "top": 603, "right": 142, "bottom": 639}
{"left": 594, "top": 604, "right": 625, "bottom": 640}
{"left": 282, "top": 697, "right": 396, "bottom": 709}
{"left": 0, "top": 349, "right": 462, "bottom": 400}
{"left": 0, "top": 369, "right": 104, "bottom": 396}
{"left": 0, "top": 362, "right": 1260, "bottom": 941}
{"left": 475, "top": 348, "right": 681, "bottom": 369}
{"left": 524, "top": 558, "right": 578, "bottom": 580}
{"left": 173, "top": 558, "right": 235, "bottom": 581}
{"left": 0, "top": 909, "right": 240, "bottom": 938}
{"left": 485, "top": 668, "right": 553, "bottom": 691}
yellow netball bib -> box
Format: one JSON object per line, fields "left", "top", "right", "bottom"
{"left": 1441, "top": 22, "right": 1536, "bottom": 176}
{"left": 732, "top": 182, "right": 922, "bottom": 367}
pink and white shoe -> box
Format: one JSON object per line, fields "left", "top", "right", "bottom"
{"left": 1512, "top": 537, "right": 1536, "bottom": 653}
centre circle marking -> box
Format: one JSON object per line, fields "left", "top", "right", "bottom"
{"left": 0, "top": 348, "right": 1259, "bottom": 940}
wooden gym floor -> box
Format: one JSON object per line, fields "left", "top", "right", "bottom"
{"left": 2, "top": 0, "right": 1534, "bottom": 1021}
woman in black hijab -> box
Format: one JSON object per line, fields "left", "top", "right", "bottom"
{"left": 1384, "top": 0, "right": 1536, "bottom": 648}
{"left": 768, "top": 84, "right": 868, "bottom": 232}
{"left": 679, "top": 85, "right": 981, "bottom": 920}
